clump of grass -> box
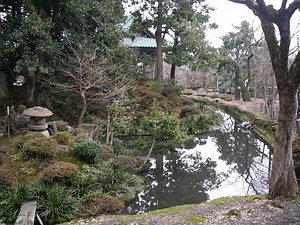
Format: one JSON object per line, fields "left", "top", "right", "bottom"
{"left": 206, "top": 196, "right": 242, "bottom": 206}
{"left": 181, "top": 215, "right": 206, "bottom": 223}
{"left": 270, "top": 201, "right": 285, "bottom": 209}
{"left": 246, "top": 194, "right": 267, "bottom": 203}
{"left": 226, "top": 209, "right": 241, "bottom": 218}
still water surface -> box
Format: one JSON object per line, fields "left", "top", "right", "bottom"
{"left": 127, "top": 112, "right": 272, "bottom": 214}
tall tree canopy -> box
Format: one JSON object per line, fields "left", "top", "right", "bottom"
{"left": 228, "top": 0, "right": 300, "bottom": 198}
{"left": 0, "top": 0, "right": 127, "bottom": 107}
{"left": 221, "top": 21, "right": 259, "bottom": 101}
{"left": 130, "top": 0, "right": 215, "bottom": 82}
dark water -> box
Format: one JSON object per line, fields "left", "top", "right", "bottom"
{"left": 126, "top": 111, "right": 271, "bottom": 214}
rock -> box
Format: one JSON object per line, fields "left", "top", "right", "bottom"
{"left": 58, "top": 145, "right": 69, "bottom": 153}
{"left": 76, "top": 124, "right": 99, "bottom": 141}
{"left": 48, "top": 121, "right": 58, "bottom": 135}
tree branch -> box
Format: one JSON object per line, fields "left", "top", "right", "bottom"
{"left": 228, "top": 0, "right": 260, "bottom": 15}
{"left": 286, "top": 0, "right": 300, "bottom": 18}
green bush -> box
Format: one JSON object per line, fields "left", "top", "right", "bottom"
{"left": 42, "top": 162, "right": 78, "bottom": 183}
{"left": 179, "top": 105, "right": 201, "bottom": 118}
{"left": 97, "top": 160, "right": 144, "bottom": 200}
{"left": 13, "top": 133, "right": 45, "bottom": 152}
{"left": 97, "top": 145, "right": 114, "bottom": 161}
{"left": 161, "top": 85, "right": 181, "bottom": 98}
{"left": 22, "top": 134, "right": 58, "bottom": 161}
{"left": 33, "top": 183, "right": 78, "bottom": 224}
{"left": 196, "top": 98, "right": 209, "bottom": 109}
{"left": 70, "top": 170, "right": 98, "bottom": 197}
{"left": 79, "top": 193, "right": 124, "bottom": 217}
{"left": 113, "top": 155, "right": 137, "bottom": 173}
{"left": 73, "top": 140, "right": 101, "bottom": 163}
{"left": 55, "top": 120, "right": 68, "bottom": 132}
{"left": 0, "top": 184, "right": 29, "bottom": 224}
{"left": 180, "top": 96, "right": 194, "bottom": 106}
{"left": 51, "top": 131, "right": 75, "bottom": 146}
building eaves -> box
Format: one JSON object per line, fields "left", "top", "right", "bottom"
{"left": 123, "top": 37, "right": 156, "bottom": 48}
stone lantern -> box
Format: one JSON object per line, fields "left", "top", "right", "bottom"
{"left": 23, "top": 106, "right": 53, "bottom": 137}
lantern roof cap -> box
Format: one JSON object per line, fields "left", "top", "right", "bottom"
{"left": 23, "top": 106, "right": 53, "bottom": 117}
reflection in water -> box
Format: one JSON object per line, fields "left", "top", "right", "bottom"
{"left": 127, "top": 112, "right": 271, "bottom": 214}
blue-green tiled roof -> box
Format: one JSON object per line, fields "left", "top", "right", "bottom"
{"left": 122, "top": 16, "right": 156, "bottom": 49}
{"left": 123, "top": 37, "right": 156, "bottom": 48}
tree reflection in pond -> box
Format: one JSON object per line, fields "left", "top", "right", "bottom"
{"left": 127, "top": 112, "right": 271, "bottom": 214}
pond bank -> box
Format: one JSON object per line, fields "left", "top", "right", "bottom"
{"left": 61, "top": 93, "right": 300, "bottom": 225}
{"left": 65, "top": 195, "right": 300, "bottom": 225}
{"left": 188, "top": 92, "right": 277, "bottom": 150}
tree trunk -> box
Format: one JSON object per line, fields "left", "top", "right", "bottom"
{"left": 240, "top": 77, "right": 251, "bottom": 102}
{"left": 269, "top": 87, "right": 298, "bottom": 198}
{"left": 170, "top": 34, "right": 179, "bottom": 81}
{"left": 78, "top": 103, "right": 87, "bottom": 126}
{"left": 234, "top": 65, "right": 240, "bottom": 100}
{"left": 0, "top": 71, "right": 8, "bottom": 98}
{"left": 155, "top": 0, "right": 163, "bottom": 82}
{"left": 25, "top": 72, "right": 35, "bottom": 107}
{"left": 170, "top": 63, "right": 176, "bottom": 80}
{"left": 228, "top": 0, "right": 300, "bottom": 199}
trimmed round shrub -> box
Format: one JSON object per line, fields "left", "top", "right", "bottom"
{"left": 22, "top": 134, "right": 58, "bottom": 161}
{"left": 79, "top": 193, "right": 124, "bottom": 217}
{"left": 13, "top": 133, "right": 45, "bottom": 152}
{"left": 42, "top": 162, "right": 78, "bottom": 183}
{"left": 55, "top": 120, "right": 68, "bottom": 132}
{"left": 73, "top": 140, "right": 101, "bottom": 163}
{"left": 113, "top": 155, "right": 137, "bottom": 173}
{"left": 97, "top": 145, "right": 114, "bottom": 161}
{"left": 52, "top": 131, "right": 75, "bottom": 146}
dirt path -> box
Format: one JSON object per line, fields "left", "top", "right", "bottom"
{"left": 188, "top": 89, "right": 279, "bottom": 120}
{"left": 67, "top": 196, "right": 300, "bottom": 225}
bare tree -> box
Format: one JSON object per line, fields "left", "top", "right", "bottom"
{"left": 228, "top": 0, "right": 300, "bottom": 198}
{"left": 54, "top": 35, "right": 135, "bottom": 126}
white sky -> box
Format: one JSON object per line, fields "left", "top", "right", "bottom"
{"left": 205, "top": 0, "right": 300, "bottom": 48}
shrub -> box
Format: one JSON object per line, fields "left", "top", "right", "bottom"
{"left": 161, "top": 85, "right": 181, "bottom": 98}
{"left": 13, "top": 133, "right": 45, "bottom": 152}
{"left": 55, "top": 120, "right": 68, "bottom": 132}
{"left": 42, "top": 162, "right": 78, "bottom": 183}
{"left": 196, "top": 98, "right": 209, "bottom": 109}
{"left": 113, "top": 155, "right": 137, "bottom": 173}
{"left": 73, "top": 140, "right": 101, "bottom": 163}
{"left": 33, "top": 183, "right": 78, "bottom": 224}
{"left": 0, "top": 166, "right": 16, "bottom": 188}
{"left": 78, "top": 193, "right": 124, "bottom": 217}
{"left": 180, "top": 97, "right": 194, "bottom": 106}
{"left": 0, "top": 184, "right": 29, "bottom": 224}
{"left": 97, "top": 145, "right": 114, "bottom": 161}
{"left": 97, "top": 160, "right": 144, "bottom": 200}
{"left": 70, "top": 170, "right": 98, "bottom": 197}
{"left": 52, "top": 131, "right": 75, "bottom": 146}
{"left": 22, "top": 134, "right": 58, "bottom": 161}
{"left": 179, "top": 106, "right": 201, "bottom": 118}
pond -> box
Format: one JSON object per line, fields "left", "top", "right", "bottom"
{"left": 126, "top": 111, "right": 272, "bottom": 214}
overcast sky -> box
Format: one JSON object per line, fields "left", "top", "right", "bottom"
{"left": 205, "top": 0, "right": 300, "bottom": 48}
{"left": 205, "top": 0, "right": 258, "bottom": 47}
